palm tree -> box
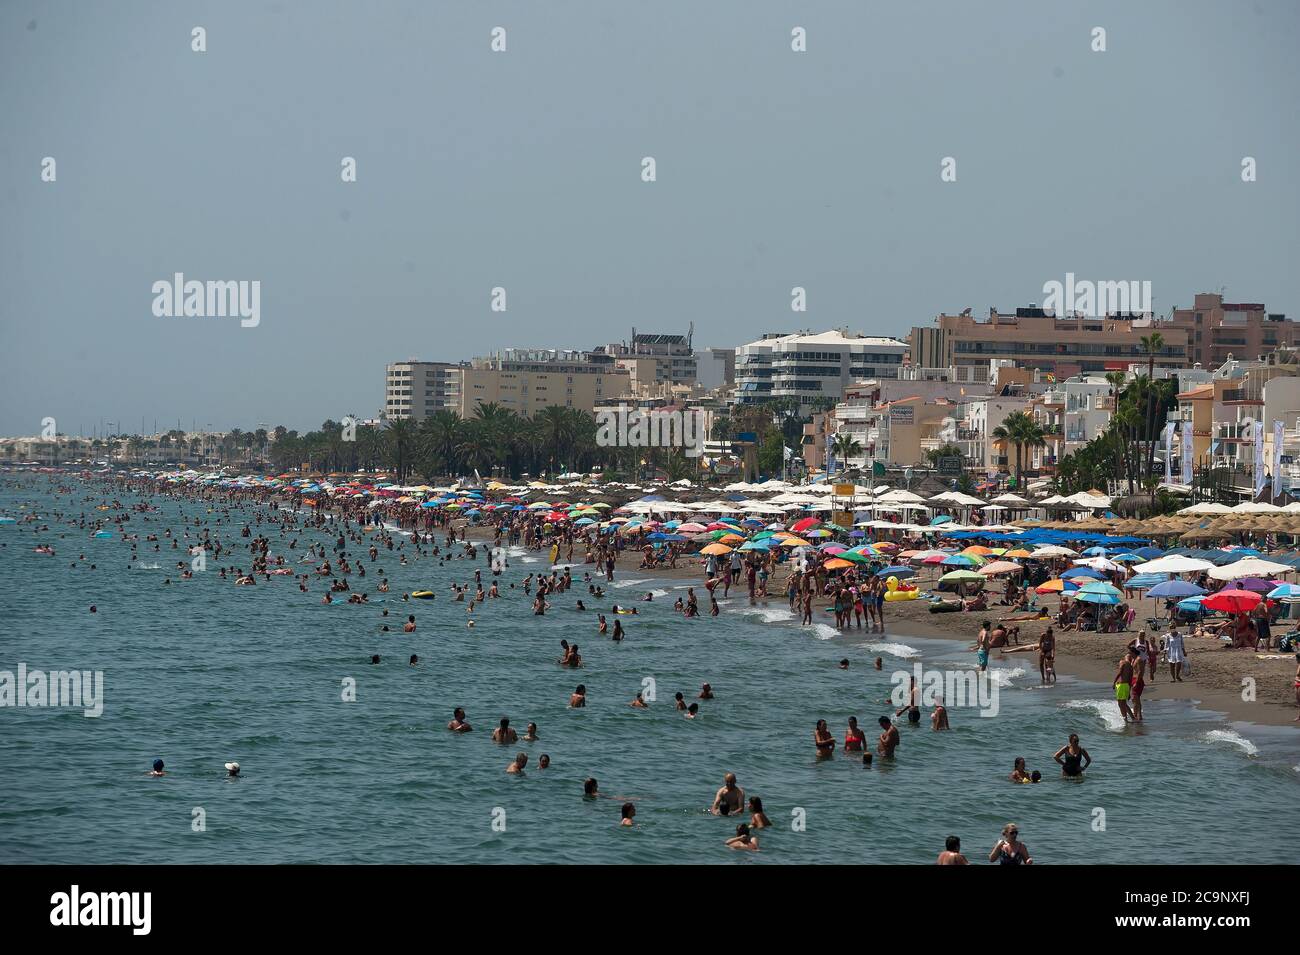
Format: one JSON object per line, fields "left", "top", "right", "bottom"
{"left": 829, "top": 433, "right": 863, "bottom": 472}
{"left": 992, "top": 411, "right": 1045, "bottom": 490}
{"left": 536, "top": 405, "right": 575, "bottom": 475}
{"left": 1140, "top": 332, "right": 1164, "bottom": 480}
{"left": 382, "top": 418, "right": 417, "bottom": 482}
{"left": 419, "top": 411, "right": 462, "bottom": 479}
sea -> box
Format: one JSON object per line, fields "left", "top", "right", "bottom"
{"left": 2, "top": 477, "right": 1297, "bottom": 864}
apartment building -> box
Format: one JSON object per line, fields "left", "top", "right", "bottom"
{"left": 384, "top": 361, "right": 463, "bottom": 421}
{"left": 456, "top": 349, "right": 629, "bottom": 417}
{"left": 953, "top": 396, "right": 1030, "bottom": 476}
{"left": 735, "top": 329, "right": 907, "bottom": 407}
{"left": 695, "top": 346, "right": 736, "bottom": 391}
{"left": 910, "top": 307, "right": 1188, "bottom": 380}
{"left": 594, "top": 331, "right": 697, "bottom": 388}
{"left": 1166, "top": 292, "right": 1297, "bottom": 369}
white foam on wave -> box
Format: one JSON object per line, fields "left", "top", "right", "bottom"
{"left": 134, "top": 562, "right": 161, "bottom": 570}
{"left": 1062, "top": 699, "right": 1127, "bottom": 732}
{"left": 989, "top": 666, "right": 1026, "bottom": 686}
{"left": 611, "top": 578, "right": 651, "bottom": 589}
{"left": 520, "top": 557, "right": 540, "bottom": 564}
{"left": 862, "top": 642, "right": 921, "bottom": 660}
{"left": 1202, "top": 729, "right": 1259, "bottom": 756}
{"left": 647, "top": 588, "right": 669, "bottom": 598}
{"left": 809, "top": 623, "right": 840, "bottom": 641}
{"left": 735, "top": 604, "right": 797, "bottom": 624}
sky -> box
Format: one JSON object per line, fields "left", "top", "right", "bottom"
{"left": 2, "top": 0, "right": 1298, "bottom": 436}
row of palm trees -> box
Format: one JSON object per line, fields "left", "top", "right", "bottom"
{"left": 267, "top": 405, "right": 706, "bottom": 484}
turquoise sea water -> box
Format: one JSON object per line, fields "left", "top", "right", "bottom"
{"left": 1, "top": 477, "right": 1298, "bottom": 864}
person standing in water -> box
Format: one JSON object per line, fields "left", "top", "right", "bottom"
{"left": 1054, "top": 733, "right": 1091, "bottom": 777}
{"left": 989, "top": 824, "right": 1032, "bottom": 865}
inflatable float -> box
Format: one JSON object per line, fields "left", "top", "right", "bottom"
{"left": 411, "top": 590, "right": 436, "bottom": 599}
{"left": 882, "top": 576, "right": 919, "bottom": 601}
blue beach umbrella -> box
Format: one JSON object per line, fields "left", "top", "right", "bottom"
{"left": 876, "top": 565, "right": 916, "bottom": 579}
{"left": 1266, "top": 583, "right": 1300, "bottom": 599}
{"left": 1060, "top": 566, "right": 1104, "bottom": 580}
{"left": 1146, "top": 580, "right": 1206, "bottom": 599}
{"left": 1176, "top": 596, "right": 1208, "bottom": 613}
{"left": 1074, "top": 589, "right": 1120, "bottom": 605}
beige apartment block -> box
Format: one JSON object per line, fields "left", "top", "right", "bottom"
{"left": 911, "top": 307, "right": 1189, "bottom": 380}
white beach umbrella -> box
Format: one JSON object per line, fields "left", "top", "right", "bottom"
{"left": 1135, "top": 555, "right": 1215, "bottom": 575}
{"left": 1029, "top": 545, "right": 1079, "bottom": 558}
{"left": 1207, "top": 557, "right": 1293, "bottom": 581}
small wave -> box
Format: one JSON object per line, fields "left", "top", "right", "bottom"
{"left": 1203, "top": 729, "right": 1258, "bottom": 756}
{"left": 611, "top": 578, "right": 651, "bottom": 588}
{"left": 134, "top": 563, "right": 161, "bottom": 570}
{"left": 736, "top": 605, "right": 797, "bottom": 624}
{"left": 647, "top": 589, "right": 669, "bottom": 598}
{"left": 1062, "top": 699, "right": 1127, "bottom": 732}
{"left": 809, "top": 623, "right": 840, "bottom": 641}
{"left": 862, "top": 642, "right": 921, "bottom": 659}
{"left": 989, "top": 666, "right": 1026, "bottom": 686}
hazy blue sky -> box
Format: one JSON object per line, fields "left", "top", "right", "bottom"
{"left": 2, "top": 0, "right": 1297, "bottom": 436}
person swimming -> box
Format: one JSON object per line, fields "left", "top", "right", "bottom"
{"left": 147, "top": 758, "right": 166, "bottom": 777}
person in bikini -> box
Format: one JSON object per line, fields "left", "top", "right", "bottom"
{"left": 989, "top": 823, "right": 1032, "bottom": 865}
{"left": 843, "top": 716, "right": 866, "bottom": 752}
{"left": 814, "top": 719, "right": 836, "bottom": 757}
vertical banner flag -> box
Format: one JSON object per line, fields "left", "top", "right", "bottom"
{"left": 1273, "top": 420, "right": 1284, "bottom": 499}
{"left": 1255, "top": 420, "right": 1267, "bottom": 495}
{"left": 1181, "top": 425, "right": 1193, "bottom": 485}
{"left": 1162, "top": 422, "right": 1175, "bottom": 481}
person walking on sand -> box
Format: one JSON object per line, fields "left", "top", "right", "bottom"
{"left": 1037, "top": 626, "right": 1056, "bottom": 686}
{"left": 1113, "top": 649, "right": 1135, "bottom": 724}
{"left": 1164, "top": 627, "right": 1186, "bottom": 682}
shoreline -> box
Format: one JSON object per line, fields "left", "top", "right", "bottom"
{"left": 475, "top": 528, "right": 1299, "bottom": 731}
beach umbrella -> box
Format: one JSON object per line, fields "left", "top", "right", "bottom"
{"left": 779, "top": 537, "right": 812, "bottom": 548}
{"left": 1267, "top": 583, "right": 1300, "bottom": 599}
{"left": 1231, "top": 577, "right": 1277, "bottom": 593}
{"left": 1075, "top": 589, "right": 1120, "bottom": 605}
{"left": 939, "top": 569, "right": 985, "bottom": 583}
{"left": 791, "top": 517, "right": 820, "bottom": 533}
{"left": 941, "top": 553, "right": 982, "bottom": 567}
{"left": 1029, "top": 545, "right": 1079, "bottom": 558}
{"left": 1077, "top": 581, "right": 1122, "bottom": 598}
{"left": 1207, "top": 557, "right": 1293, "bottom": 581}
{"left": 678, "top": 522, "right": 707, "bottom": 533}
{"left": 1077, "top": 557, "right": 1121, "bottom": 572}
{"left": 1003, "top": 548, "right": 1033, "bottom": 559}
{"left": 978, "top": 560, "right": 1024, "bottom": 577}
{"left": 1081, "top": 546, "right": 1110, "bottom": 556}
{"left": 962, "top": 545, "right": 996, "bottom": 556}
{"left": 1145, "top": 580, "right": 1206, "bottom": 599}
{"left": 1201, "top": 588, "right": 1262, "bottom": 613}
{"left": 700, "top": 543, "right": 733, "bottom": 556}
{"left": 839, "top": 550, "right": 873, "bottom": 563}
{"left": 1036, "top": 578, "right": 1077, "bottom": 594}
{"left": 718, "top": 533, "right": 746, "bottom": 545}
{"left": 1060, "top": 566, "right": 1104, "bottom": 580}
{"left": 823, "top": 558, "right": 855, "bottom": 570}
{"left": 739, "top": 540, "right": 772, "bottom": 551}
{"left": 1135, "top": 555, "right": 1214, "bottom": 575}
{"left": 876, "top": 565, "right": 916, "bottom": 578}
{"left": 819, "top": 543, "right": 848, "bottom": 553}
{"left": 1109, "top": 553, "right": 1145, "bottom": 563}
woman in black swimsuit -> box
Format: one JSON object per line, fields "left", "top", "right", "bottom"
{"left": 1054, "top": 733, "right": 1092, "bottom": 778}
